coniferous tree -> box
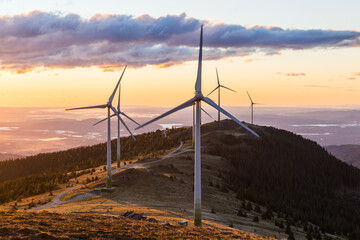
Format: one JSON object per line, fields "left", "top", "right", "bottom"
{"left": 246, "top": 202, "right": 253, "bottom": 211}
{"left": 306, "top": 229, "right": 312, "bottom": 240}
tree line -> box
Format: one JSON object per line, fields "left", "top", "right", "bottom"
{"left": 202, "top": 120, "right": 360, "bottom": 237}
{"left": 0, "top": 127, "right": 191, "bottom": 204}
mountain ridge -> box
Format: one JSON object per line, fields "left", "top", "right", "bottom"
{"left": 325, "top": 144, "right": 360, "bottom": 168}
{"left": 0, "top": 153, "right": 23, "bottom": 161}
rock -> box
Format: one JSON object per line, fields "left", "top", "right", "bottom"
{"left": 121, "top": 211, "right": 134, "bottom": 217}
{"left": 147, "top": 218, "right": 159, "bottom": 223}
{"left": 161, "top": 223, "right": 173, "bottom": 227}
{"left": 128, "top": 213, "right": 145, "bottom": 220}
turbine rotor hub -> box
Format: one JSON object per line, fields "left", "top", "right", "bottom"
{"left": 195, "top": 92, "right": 203, "bottom": 100}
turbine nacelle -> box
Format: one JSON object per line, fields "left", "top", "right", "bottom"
{"left": 195, "top": 92, "right": 204, "bottom": 100}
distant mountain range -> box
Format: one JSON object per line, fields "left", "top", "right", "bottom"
{"left": 325, "top": 145, "right": 360, "bottom": 168}
{"left": 0, "top": 153, "right": 23, "bottom": 161}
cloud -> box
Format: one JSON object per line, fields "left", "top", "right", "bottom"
{"left": 243, "top": 58, "right": 254, "bottom": 63}
{"left": 0, "top": 11, "right": 359, "bottom": 73}
{"left": 346, "top": 72, "right": 360, "bottom": 80}
{"left": 0, "top": 127, "right": 19, "bottom": 131}
{"left": 39, "top": 137, "right": 67, "bottom": 141}
{"left": 286, "top": 73, "right": 306, "bottom": 77}
{"left": 304, "top": 85, "right": 329, "bottom": 88}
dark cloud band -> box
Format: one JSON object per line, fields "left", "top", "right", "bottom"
{"left": 0, "top": 11, "right": 359, "bottom": 73}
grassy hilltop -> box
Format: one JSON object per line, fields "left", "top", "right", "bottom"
{"left": 0, "top": 119, "right": 359, "bottom": 239}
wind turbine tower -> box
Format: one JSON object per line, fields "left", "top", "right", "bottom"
{"left": 192, "top": 104, "right": 212, "bottom": 147}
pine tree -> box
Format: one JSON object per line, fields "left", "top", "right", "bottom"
{"left": 254, "top": 205, "right": 261, "bottom": 213}
{"left": 285, "top": 223, "right": 291, "bottom": 234}
{"left": 241, "top": 200, "right": 246, "bottom": 209}
{"left": 246, "top": 202, "right": 253, "bottom": 211}
{"left": 288, "top": 231, "right": 295, "bottom": 240}
{"left": 307, "top": 229, "right": 312, "bottom": 240}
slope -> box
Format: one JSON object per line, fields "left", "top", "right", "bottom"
{"left": 325, "top": 144, "right": 360, "bottom": 168}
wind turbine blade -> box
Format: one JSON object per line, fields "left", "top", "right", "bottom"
{"left": 120, "top": 112, "right": 140, "bottom": 126}
{"left": 246, "top": 90, "right": 254, "bottom": 104}
{"left": 93, "top": 116, "right": 109, "bottom": 126}
{"left": 93, "top": 113, "right": 116, "bottom": 126}
{"left": 66, "top": 104, "right": 107, "bottom": 111}
{"left": 216, "top": 68, "right": 220, "bottom": 86}
{"left": 201, "top": 107, "right": 212, "bottom": 118}
{"left": 220, "top": 85, "right": 236, "bottom": 92}
{"left": 194, "top": 25, "right": 203, "bottom": 93}
{"left": 109, "top": 65, "right": 127, "bottom": 103}
{"left": 206, "top": 86, "right": 219, "bottom": 97}
{"left": 111, "top": 106, "right": 136, "bottom": 141}
{"left": 135, "top": 97, "right": 197, "bottom": 130}
{"left": 117, "top": 84, "right": 121, "bottom": 111}
{"left": 203, "top": 97, "right": 259, "bottom": 138}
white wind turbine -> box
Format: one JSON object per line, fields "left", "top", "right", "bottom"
{"left": 207, "top": 68, "right": 236, "bottom": 121}
{"left": 93, "top": 83, "right": 140, "bottom": 168}
{"left": 67, "top": 66, "right": 135, "bottom": 188}
{"left": 135, "top": 25, "right": 259, "bottom": 226}
{"left": 246, "top": 90, "right": 263, "bottom": 124}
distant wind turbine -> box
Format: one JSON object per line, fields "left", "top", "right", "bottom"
{"left": 246, "top": 91, "right": 263, "bottom": 124}
{"left": 67, "top": 66, "right": 135, "bottom": 188}
{"left": 207, "top": 68, "right": 236, "bottom": 121}
{"left": 93, "top": 83, "right": 140, "bottom": 168}
{"left": 135, "top": 26, "right": 259, "bottom": 226}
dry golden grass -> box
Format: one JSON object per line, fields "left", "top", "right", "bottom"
{"left": 0, "top": 211, "right": 273, "bottom": 239}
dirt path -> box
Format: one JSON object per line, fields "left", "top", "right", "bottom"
{"left": 29, "top": 141, "right": 189, "bottom": 211}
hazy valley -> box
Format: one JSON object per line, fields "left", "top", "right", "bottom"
{"left": 2, "top": 107, "right": 360, "bottom": 157}
{"left": 325, "top": 145, "right": 360, "bottom": 168}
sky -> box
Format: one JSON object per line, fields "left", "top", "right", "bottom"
{"left": 0, "top": 0, "right": 360, "bottom": 108}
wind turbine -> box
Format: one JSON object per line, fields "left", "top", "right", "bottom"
{"left": 246, "top": 91, "right": 262, "bottom": 124}
{"left": 207, "top": 68, "right": 236, "bottom": 121}
{"left": 93, "top": 83, "right": 140, "bottom": 168}
{"left": 67, "top": 66, "right": 135, "bottom": 188}
{"left": 135, "top": 25, "right": 259, "bottom": 226}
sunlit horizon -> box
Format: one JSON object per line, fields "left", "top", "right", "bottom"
{"left": 1, "top": 0, "right": 360, "bottom": 155}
